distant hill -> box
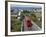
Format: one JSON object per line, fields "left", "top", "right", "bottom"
{"left": 11, "top": 7, "right": 41, "bottom": 10}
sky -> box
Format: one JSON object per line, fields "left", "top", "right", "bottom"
{"left": 11, "top": 4, "right": 41, "bottom": 8}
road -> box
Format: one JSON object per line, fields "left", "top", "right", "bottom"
{"left": 22, "top": 20, "right": 41, "bottom": 31}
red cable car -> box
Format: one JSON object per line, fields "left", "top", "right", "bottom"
{"left": 25, "top": 16, "right": 32, "bottom": 28}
